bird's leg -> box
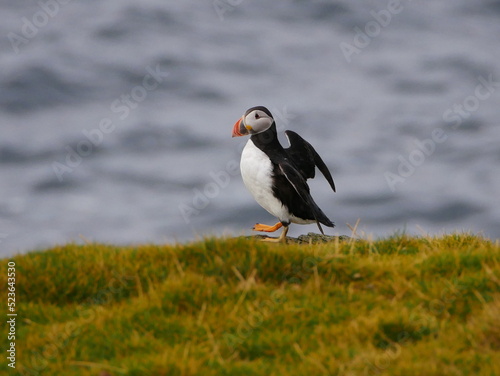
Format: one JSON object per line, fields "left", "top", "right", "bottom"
{"left": 260, "top": 225, "right": 289, "bottom": 243}
{"left": 252, "top": 222, "right": 283, "bottom": 232}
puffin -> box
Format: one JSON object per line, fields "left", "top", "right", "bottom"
{"left": 232, "top": 106, "right": 336, "bottom": 242}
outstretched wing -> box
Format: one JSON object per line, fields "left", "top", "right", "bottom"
{"left": 284, "top": 130, "right": 336, "bottom": 192}
{"left": 278, "top": 162, "right": 334, "bottom": 234}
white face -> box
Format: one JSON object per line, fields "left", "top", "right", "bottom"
{"left": 243, "top": 109, "right": 273, "bottom": 134}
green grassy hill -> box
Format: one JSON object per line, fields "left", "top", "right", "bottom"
{"left": 2, "top": 234, "right": 500, "bottom": 375}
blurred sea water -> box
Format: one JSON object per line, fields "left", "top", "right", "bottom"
{"left": 1, "top": 0, "right": 499, "bottom": 256}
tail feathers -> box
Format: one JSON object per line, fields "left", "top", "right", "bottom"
{"left": 310, "top": 198, "right": 335, "bottom": 231}
{"left": 277, "top": 161, "right": 334, "bottom": 233}
{"left": 316, "top": 221, "right": 324, "bottom": 235}
{"left": 317, "top": 213, "right": 335, "bottom": 228}
{"left": 315, "top": 218, "right": 334, "bottom": 235}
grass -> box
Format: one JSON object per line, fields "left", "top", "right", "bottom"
{"left": 2, "top": 233, "right": 500, "bottom": 375}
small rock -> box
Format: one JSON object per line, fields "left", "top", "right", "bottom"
{"left": 248, "top": 232, "right": 352, "bottom": 244}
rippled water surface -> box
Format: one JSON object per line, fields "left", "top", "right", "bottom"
{"left": 1, "top": 0, "right": 499, "bottom": 256}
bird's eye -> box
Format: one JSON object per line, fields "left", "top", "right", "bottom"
{"left": 255, "top": 113, "right": 260, "bottom": 119}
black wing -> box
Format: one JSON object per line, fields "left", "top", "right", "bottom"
{"left": 284, "top": 130, "right": 336, "bottom": 192}
{"left": 278, "top": 162, "right": 334, "bottom": 234}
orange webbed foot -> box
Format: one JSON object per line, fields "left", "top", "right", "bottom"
{"left": 252, "top": 222, "right": 283, "bottom": 233}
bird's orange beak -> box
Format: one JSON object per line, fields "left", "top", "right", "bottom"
{"left": 232, "top": 117, "right": 249, "bottom": 137}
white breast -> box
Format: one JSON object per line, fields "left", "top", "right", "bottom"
{"left": 240, "top": 139, "right": 289, "bottom": 222}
